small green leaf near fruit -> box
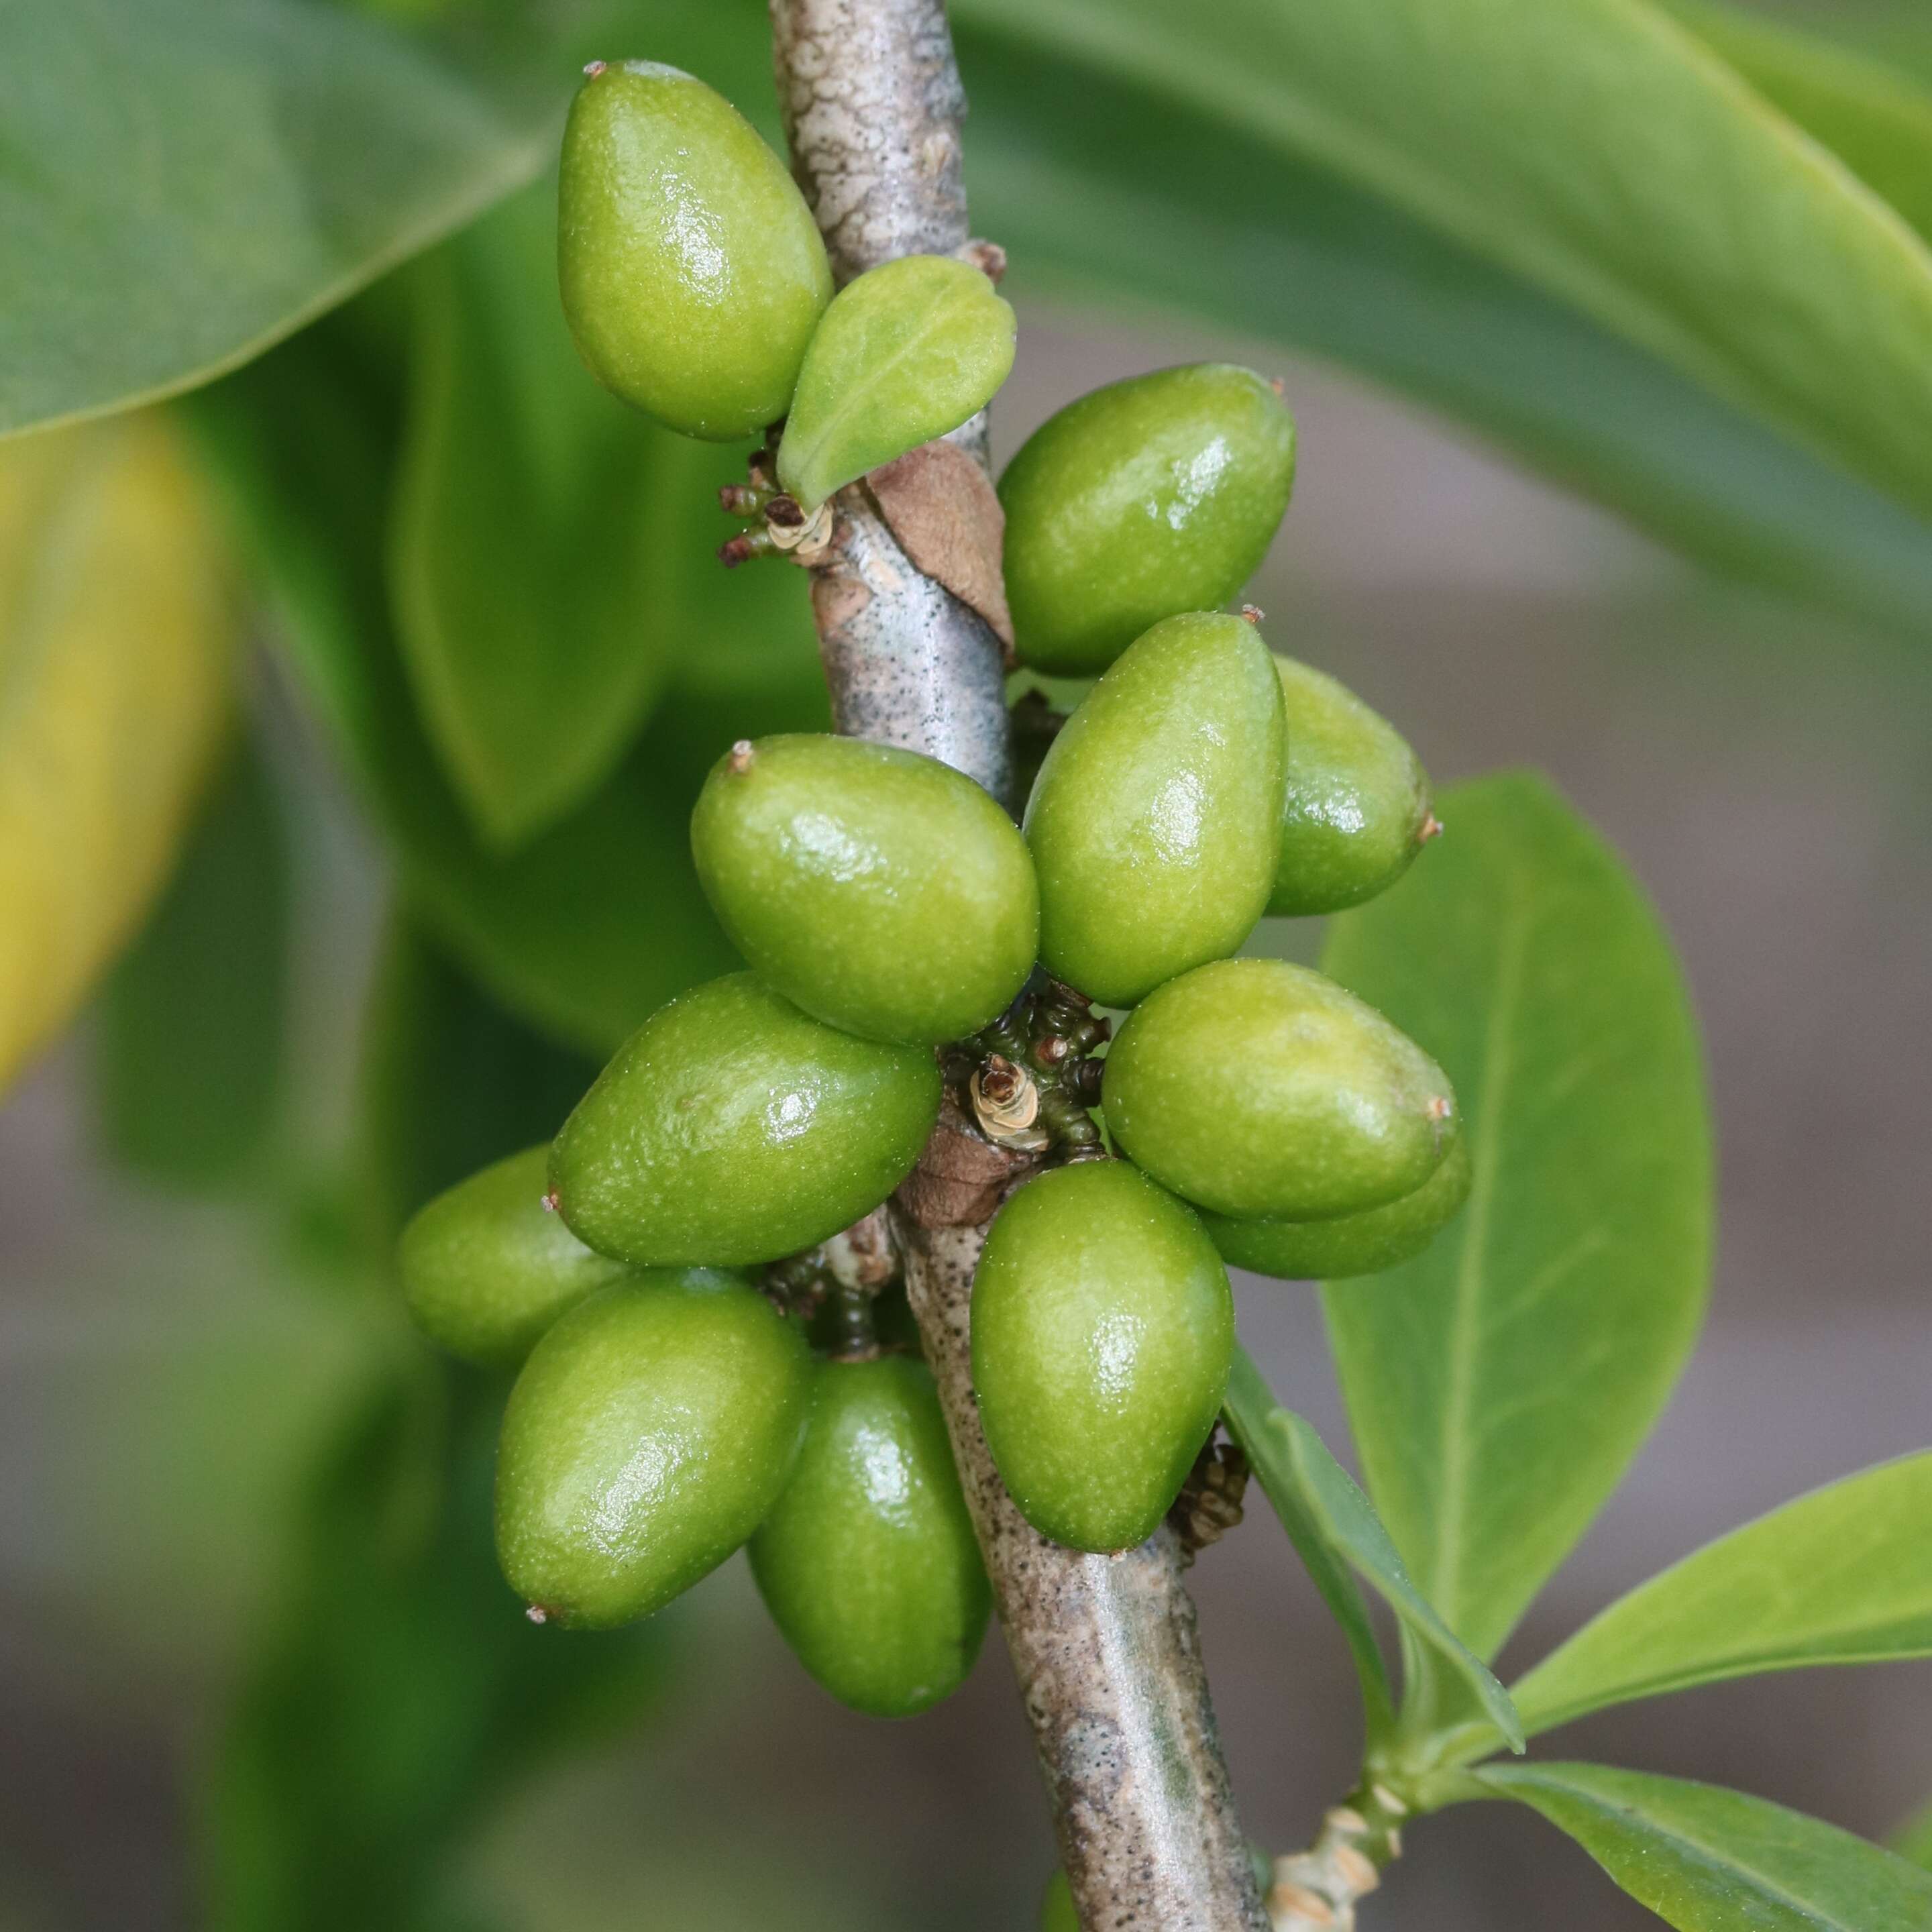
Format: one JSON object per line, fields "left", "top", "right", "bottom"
{"left": 777, "top": 254, "right": 1017, "bottom": 511}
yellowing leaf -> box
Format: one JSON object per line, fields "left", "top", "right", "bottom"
{"left": 0, "top": 414, "right": 234, "bottom": 1091}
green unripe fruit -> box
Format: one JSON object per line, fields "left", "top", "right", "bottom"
{"left": 494, "top": 1271, "right": 811, "bottom": 1627}
{"left": 750, "top": 1356, "right": 989, "bottom": 1717}
{"left": 1104, "top": 958, "right": 1457, "bottom": 1221}
{"left": 550, "top": 973, "right": 940, "bottom": 1267}
{"left": 690, "top": 735, "right": 1037, "bottom": 1045}
{"left": 1000, "top": 365, "right": 1296, "bottom": 676}
{"left": 1269, "top": 657, "right": 1434, "bottom": 916}
{"left": 557, "top": 62, "right": 833, "bottom": 439}
{"left": 398, "top": 1146, "right": 631, "bottom": 1366}
{"left": 972, "top": 1162, "right": 1234, "bottom": 1554}
{"left": 1203, "top": 1133, "right": 1472, "bottom": 1281}
{"left": 1024, "top": 612, "right": 1286, "bottom": 1008}
{"left": 777, "top": 254, "right": 1016, "bottom": 511}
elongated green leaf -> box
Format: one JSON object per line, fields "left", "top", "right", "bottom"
{"left": 0, "top": 413, "right": 236, "bottom": 1093}
{"left": 93, "top": 733, "right": 289, "bottom": 1189}
{"left": 1499, "top": 1454, "right": 1932, "bottom": 1746}
{"left": 1224, "top": 1349, "right": 1521, "bottom": 1752}
{"left": 1320, "top": 774, "right": 1711, "bottom": 1670}
{"left": 1660, "top": 0, "right": 1932, "bottom": 246}
{"left": 0, "top": 0, "right": 549, "bottom": 441}
{"left": 393, "top": 178, "right": 723, "bottom": 847}
{"left": 1222, "top": 1350, "right": 1395, "bottom": 1743}
{"left": 955, "top": 0, "right": 1932, "bottom": 528}
{"left": 1482, "top": 1763, "right": 1932, "bottom": 1932}
{"left": 957, "top": 29, "right": 1932, "bottom": 643}
{"left": 188, "top": 309, "right": 826, "bottom": 1055}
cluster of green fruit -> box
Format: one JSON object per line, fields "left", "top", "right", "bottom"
{"left": 394, "top": 57, "right": 1468, "bottom": 1724}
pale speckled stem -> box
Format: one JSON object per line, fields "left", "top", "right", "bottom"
{"left": 767, "top": 5, "right": 1265, "bottom": 1925}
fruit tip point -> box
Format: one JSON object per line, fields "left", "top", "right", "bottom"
{"left": 582, "top": 59, "right": 606, "bottom": 76}
{"left": 1238, "top": 603, "right": 1265, "bottom": 626}
{"left": 540, "top": 1187, "right": 559, "bottom": 1214}
{"left": 1420, "top": 812, "right": 1444, "bottom": 843}
{"left": 525, "top": 1603, "right": 550, "bottom": 1625}
{"left": 1427, "top": 1095, "right": 1453, "bottom": 1122}
{"left": 727, "top": 739, "right": 756, "bottom": 774}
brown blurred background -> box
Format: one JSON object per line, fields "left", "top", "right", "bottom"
{"left": 2, "top": 307, "right": 1928, "bottom": 1930}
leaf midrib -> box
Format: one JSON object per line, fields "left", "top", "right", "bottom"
{"left": 1428, "top": 870, "right": 1535, "bottom": 1637}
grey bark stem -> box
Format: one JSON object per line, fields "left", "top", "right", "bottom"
{"left": 767, "top": 5, "right": 1266, "bottom": 1925}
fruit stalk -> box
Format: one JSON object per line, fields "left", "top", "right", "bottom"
{"left": 767, "top": 3, "right": 1266, "bottom": 1924}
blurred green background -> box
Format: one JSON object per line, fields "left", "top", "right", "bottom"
{"left": 3, "top": 0, "right": 1932, "bottom": 1925}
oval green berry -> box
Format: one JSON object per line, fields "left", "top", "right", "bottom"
{"left": 690, "top": 735, "right": 1037, "bottom": 1044}
{"left": 549, "top": 973, "right": 941, "bottom": 1267}
{"left": 1203, "top": 1132, "right": 1472, "bottom": 1281}
{"left": 494, "top": 1271, "right": 812, "bottom": 1627}
{"left": 398, "top": 1145, "right": 631, "bottom": 1366}
{"left": 777, "top": 254, "right": 1016, "bottom": 511}
{"left": 1024, "top": 612, "right": 1286, "bottom": 1008}
{"left": 972, "top": 1161, "right": 1234, "bottom": 1554}
{"left": 1269, "top": 656, "right": 1434, "bottom": 916}
{"left": 557, "top": 62, "right": 833, "bottom": 439}
{"left": 1000, "top": 364, "right": 1296, "bottom": 676}
{"left": 1104, "top": 959, "right": 1457, "bottom": 1221}
{"left": 750, "top": 1355, "right": 989, "bottom": 1717}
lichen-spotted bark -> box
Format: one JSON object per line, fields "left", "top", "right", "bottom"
{"left": 767, "top": 5, "right": 1267, "bottom": 1924}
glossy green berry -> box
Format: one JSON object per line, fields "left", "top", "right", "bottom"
{"left": 973, "top": 1161, "right": 1233, "bottom": 1554}
{"left": 398, "top": 1146, "right": 631, "bottom": 1366}
{"left": 495, "top": 1271, "right": 812, "bottom": 1627}
{"left": 1269, "top": 656, "right": 1434, "bottom": 916}
{"left": 557, "top": 62, "right": 832, "bottom": 439}
{"left": 1000, "top": 364, "right": 1296, "bottom": 676}
{"left": 690, "top": 735, "right": 1036, "bottom": 1045}
{"left": 750, "top": 1356, "right": 989, "bottom": 1717}
{"left": 1105, "top": 959, "right": 1456, "bottom": 1221}
{"left": 1024, "top": 612, "right": 1285, "bottom": 1008}
{"left": 777, "top": 254, "right": 1016, "bottom": 510}
{"left": 1203, "top": 1132, "right": 1472, "bottom": 1281}
{"left": 550, "top": 973, "right": 940, "bottom": 1267}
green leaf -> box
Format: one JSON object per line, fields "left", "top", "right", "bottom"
{"left": 1319, "top": 773, "right": 1711, "bottom": 1671}
{"left": 957, "top": 29, "right": 1932, "bottom": 643}
{"left": 1658, "top": 0, "right": 1932, "bottom": 246}
{"left": 0, "top": 0, "right": 548, "bottom": 441}
{"left": 1223, "top": 1348, "right": 1521, "bottom": 1754}
{"left": 186, "top": 307, "right": 827, "bottom": 1054}
{"left": 1481, "top": 1762, "right": 1932, "bottom": 1932}
{"left": 0, "top": 412, "right": 237, "bottom": 1094}
{"left": 1222, "top": 1349, "right": 1395, "bottom": 1743}
{"left": 93, "top": 731, "right": 290, "bottom": 1189}
{"left": 392, "top": 177, "right": 723, "bottom": 847}
{"left": 955, "top": 0, "right": 1932, "bottom": 529}
{"left": 777, "top": 255, "right": 1016, "bottom": 511}
{"left": 1499, "top": 1453, "right": 1932, "bottom": 1746}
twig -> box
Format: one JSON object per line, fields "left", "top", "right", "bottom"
{"left": 767, "top": 4, "right": 1266, "bottom": 1924}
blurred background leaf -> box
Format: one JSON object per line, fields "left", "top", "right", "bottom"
{"left": 184, "top": 308, "right": 828, "bottom": 1054}
{"left": 0, "top": 0, "right": 549, "bottom": 440}
{"left": 1480, "top": 1762, "right": 1932, "bottom": 1931}
{"left": 201, "top": 912, "right": 668, "bottom": 1932}
{"left": 392, "top": 178, "right": 743, "bottom": 847}
{"left": 0, "top": 413, "right": 236, "bottom": 1096}
{"left": 1319, "top": 775, "right": 1711, "bottom": 1706}
{"left": 90, "top": 731, "right": 290, "bottom": 1191}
